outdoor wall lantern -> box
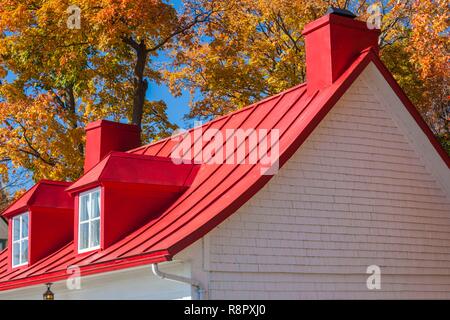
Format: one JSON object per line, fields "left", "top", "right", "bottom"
{"left": 43, "top": 283, "right": 54, "bottom": 300}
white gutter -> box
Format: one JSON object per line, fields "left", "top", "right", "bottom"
{"left": 151, "top": 263, "right": 205, "bottom": 300}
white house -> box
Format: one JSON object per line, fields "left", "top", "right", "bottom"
{"left": 0, "top": 9, "right": 449, "bottom": 300}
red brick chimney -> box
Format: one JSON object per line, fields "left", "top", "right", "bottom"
{"left": 84, "top": 120, "right": 141, "bottom": 173}
{"left": 302, "top": 8, "right": 380, "bottom": 94}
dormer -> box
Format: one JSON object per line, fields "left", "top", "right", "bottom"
{"left": 66, "top": 152, "right": 200, "bottom": 254}
{"left": 1, "top": 180, "right": 73, "bottom": 269}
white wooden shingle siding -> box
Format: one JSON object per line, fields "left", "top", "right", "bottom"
{"left": 204, "top": 66, "right": 450, "bottom": 299}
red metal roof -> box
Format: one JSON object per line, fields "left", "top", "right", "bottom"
{"left": 0, "top": 49, "right": 448, "bottom": 291}
{"left": 2, "top": 180, "right": 72, "bottom": 218}
{"left": 66, "top": 152, "right": 199, "bottom": 194}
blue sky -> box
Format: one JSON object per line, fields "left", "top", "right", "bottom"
{"left": 151, "top": 0, "right": 193, "bottom": 130}
{"left": 147, "top": 80, "right": 193, "bottom": 130}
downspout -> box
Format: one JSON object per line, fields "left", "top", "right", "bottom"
{"left": 151, "top": 263, "right": 205, "bottom": 300}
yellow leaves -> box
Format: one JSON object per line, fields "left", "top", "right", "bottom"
{"left": 389, "top": 0, "right": 449, "bottom": 137}
{"left": 0, "top": 0, "right": 445, "bottom": 199}
{"left": 11, "top": 189, "right": 26, "bottom": 202}
{"left": 0, "top": 0, "right": 181, "bottom": 197}
{"left": 0, "top": 66, "right": 7, "bottom": 78}
{"left": 0, "top": 163, "right": 8, "bottom": 177}
{"left": 169, "top": 0, "right": 318, "bottom": 118}
{"left": 0, "top": 84, "right": 85, "bottom": 182}
{"left": 0, "top": 3, "right": 29, "bottom": 31}
{"left": 407, "top": 0, "right": 448, "bottom": 80}
{"left": 169, "top": 0, "right": 449, "bottom": 154}
{"left": 84, "top": 0, "right": 179, "bottom": 50}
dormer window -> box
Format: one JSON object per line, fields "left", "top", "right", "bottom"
{"left": 12, "top": 212, "right": 29, "bottom": 267}
{"left": 66, "top": 152, "right": 199, "bottom": 251}
{"left": 2, "top": 180, "right": 73, "bottom": 268}
{"left": 78, "top": 188, "right": 101, "bottom": 253}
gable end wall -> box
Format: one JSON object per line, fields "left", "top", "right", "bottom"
{"left": 203, "top": 65, "right": 450, "bottom": 299}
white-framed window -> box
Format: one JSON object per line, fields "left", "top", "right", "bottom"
{"left": 78, "top": 188, "right": 101, "bottom": 253}
{"left": 12, "top": 212, "right": 29, "bottom": 267}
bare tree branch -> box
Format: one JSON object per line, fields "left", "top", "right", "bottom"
{"left": 17, "top": 122, "right": 56, "bottom": 166}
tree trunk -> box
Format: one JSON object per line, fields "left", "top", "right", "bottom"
{"left": 65, "top": 85, "right": 84, "bottom": 158}
{"left": 132, "top": 41, "right": 148, "bottom": 128}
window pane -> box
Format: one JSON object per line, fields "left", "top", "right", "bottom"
{"left": 79, "top": 223, "right": 89, "bottom": 250}
{"left": 78, "top": 189, "right": 101, "bottom": 252}
{"left": 21, "top": 214, "right": 28, "bottom": 238}
{"left": 90, "top": 219, "right": 100, "bottom": 248}
{"left": 13, "top": 242, "right": 20, "bottom": 266}
{"left": 0, "top": 239, "right": 6, "bottom": 251}
{"left": 21, "top": 240, "right": 28, "bottom": 264}
{"left": 13, "top": 217, "right": 20, "bottom": 241}
{"left": 91, "top": 191, "right": 100, "bottom": 219}
{"left": 80, "top": 195, "right": 89, "bottom": 222}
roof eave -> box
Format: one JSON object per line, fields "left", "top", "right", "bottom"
{"left": 0, "top": 249, "right": 171, "bottom": 292}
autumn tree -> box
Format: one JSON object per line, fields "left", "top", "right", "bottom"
{"left": 0, "top": 0, "right": 448, "bottom": 205}
{"left": 0, "top": 0, "right": 215, "bottom": 193}
{"left": 168, "top": 0, "right": 449, "bottom": 152}
{"left": 406, "top": 0, "right": 449, "bottom": 150}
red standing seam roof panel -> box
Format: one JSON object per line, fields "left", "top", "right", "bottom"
{"left": 66, "top": 152, "right": 199, "bottom": 193}
{"left": 0, "top": 49, "right": 448, "bottom": 291}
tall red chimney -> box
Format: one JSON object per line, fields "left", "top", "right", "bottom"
{"left": 84, "top": 120, "right": 141, "bottom": 173}
{"left": 302, "top": 8, "right": 380, "bottom": 94}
